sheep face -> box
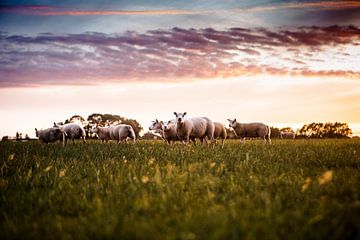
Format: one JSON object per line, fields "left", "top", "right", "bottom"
{"left": 149, "top": 119, "right": 161, "bottom": 131}
{"left": 162, "top": 121, "right": 172, "bottom": 131}
{"left": 174, "top": 112, "right": 187, "bottom": 123}
{"left": 90, "top": 125, "right": 99, "bottom": 134}
{"left": 227, "top": 118, "right": 237, "bottom": 128}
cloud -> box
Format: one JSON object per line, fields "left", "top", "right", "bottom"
{"left": 0, "top": 5, "right": 200, "bottom": 16}
{"left": 0, "top": 25, "right": 359, "bottom": 87}
{"left": 2, "top": 1, "right": 360, "bottom": 16}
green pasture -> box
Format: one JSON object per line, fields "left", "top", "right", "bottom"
{"left": 1, "top": 139, "right": 359, "bottom": 239}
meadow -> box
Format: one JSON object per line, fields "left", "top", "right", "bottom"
{"left": 0, "top": 139, "right": 359, "bottom": 240}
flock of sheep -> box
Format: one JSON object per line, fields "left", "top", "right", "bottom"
{"left": 35, "top": 112, "right": 295, "bottom": 146}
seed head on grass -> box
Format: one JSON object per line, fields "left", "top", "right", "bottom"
{"left": 318, "top": 170, "right": 333, "bottom": 185}
{"left": 301, "top": 177, "right": 312, "bottom": 192}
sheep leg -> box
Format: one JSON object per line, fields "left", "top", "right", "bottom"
{"left": 185, "top": 135, "right": 190, "bottom": 145}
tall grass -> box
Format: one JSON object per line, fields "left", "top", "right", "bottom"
{"left": 1, "top": 139, "right": 359, "bottom": 239}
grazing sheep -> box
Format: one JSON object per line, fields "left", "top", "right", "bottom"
{"left": 109, "top": 124, "right": 136, "bottom": 143}
{"left": 280, "top": 131, "right": 296, "bottom": 139}
{"left": 174, "top": 112, "right": 215, "bottom": 145}
{"left": 54, "top": 122, "right": 86, "bottom": 144}
{"left": 90, "top": 124, "right": 111, "bottom": 142}
{"left": 214, "top": 122, "right": 227, "bottom": 148}
{"left": 35, "top": 127, "right": 65, "bottom": 144}
{"left": 227, "top": 119, "right": 271, "bottom": 144}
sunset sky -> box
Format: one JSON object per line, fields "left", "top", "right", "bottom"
{"left": 1, "top": 0, "right": 360, "bottom": 138}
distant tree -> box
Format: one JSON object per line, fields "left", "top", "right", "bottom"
{"left": 280, "top": 127, "right": 294, "bottom": 132}
{"left": 68, "top": 115, "right": 86, "bottom": 123}
{"left": 298, "top": 122, "right": 352, "bottom": 138}
{"left": 270, "top": 127, "right": 281, "bottom": 138}
{"left": 2, "top": 136, "right": 9, "bottom": 141}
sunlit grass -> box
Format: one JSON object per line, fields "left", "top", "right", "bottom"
{"left": 1, "top": 139, "right": 359, "bottom": 239}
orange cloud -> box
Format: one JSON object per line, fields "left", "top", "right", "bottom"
{"left": 0, "top": 5, "right": 200, "bottom": 16}
{"left": 246, "top": 1, "right": 360, "bottom": 12}
{"left": 40, "top": 9, "right": 197, "bottom": 16}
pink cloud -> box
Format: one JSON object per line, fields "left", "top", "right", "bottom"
{"left": 1, "top": 26, "right": 359, "bottom": 87}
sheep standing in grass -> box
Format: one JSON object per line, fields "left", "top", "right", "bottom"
{"left": 280, "top": 131, "right": 296, "bottom": 140}
{"left": 214, "top": 122, "right": 227, "bottom": 148}
{"left": 54, "top": 122, "right": 86, "bottom": 144}
{"left": 90, "top": 124, "right": 111, "bottom": 142}
{"left": 174, "top": 112, "right": 215, "bottom": 145}
{"left": 161, "top": 120, "right": 181, "bottom": 144}
{"left": 149, "top": 119, "right": 165, "bottom": 137}
{"left": 109, "top": 124, "right": 136, "bottom": 143}
{"left": 35, "top": 127, "right": 65, "bottom": 144}
{"left": 228, "top": 119, "right": 271, "bottom": 144}
{"left": 149, "top": 119, "right": 193, "bottom": 145}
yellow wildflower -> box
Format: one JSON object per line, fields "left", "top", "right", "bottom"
{"left": 141, "top": 176, "right": 150, "bottom": 184}
{"left": 318, "top": 170, "right": 333, "bottom": 185}
{"left": 44, "top": 166, "right": 52, "bottom": 173}
{"left": 301, "top": 177, "right": 312, "bottom": 192}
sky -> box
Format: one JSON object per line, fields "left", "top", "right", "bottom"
{"left": 1, "top": 0, "right": 360, "bottom": 137}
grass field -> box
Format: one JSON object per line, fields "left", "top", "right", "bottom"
{"left": 1, "top": 139, "right": 360, "bottom": 240}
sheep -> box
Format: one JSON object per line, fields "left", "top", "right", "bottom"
{"left": 54, "top": 122, "right": 86, "bottom": 144}
{"left": 149, "top": 119, "right": 194, "bottom": 145}
{"left": 109, "top": 124, "right": 136, "bottom": 143}
{"left": 174, "top": 112, "right": 215, "bottom": 146}
{"left": 213, "top": 122, "right": 227, "bottom": 148}
{"left": 227, "top": 119, "right": 271, "bottom": 144}
{"left": 280, "top": 131, "right": 296, "bottom": 139}
{"left": 90, "top": 124, "right": 111, "bottom": 142}
{"left": 161, "top": 120, "right": 181, "bottom": 144}
{"left": 35, "top": 127, "right": 65, "bottom": 144}
{"left": 149, "top": 119, "right": 164, "bottom": 136}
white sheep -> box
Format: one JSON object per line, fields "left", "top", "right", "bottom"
{"left": 90, "top": 124, "right": 111, "bottom": 142}
{"left": 161, "top": 120, "right": 182, "bottom": 144}
{"left": 109, "top": 124, "right": 136, "bottom": 143}
{"left": 280, "top": 131, "right": 296, "bottom": 139}
{"left": 227, "top": 119, "right": 271, "bottom": 144}
{"left": 35, "top": 127, "right": 65, "bottom": 144}
{"left": 174, "top": 112, "right": 215, "bottom": 145}
{"left": 214, "top": 122, "right": 227, "bottom": 148}
{"left": 149, "top": 119, "right": 164, "bottom": 136}
{"left": 149, "top": 119, "right": 178, "bottom": 144}
{"left": 54, "top": 122, "right": 86, "bottom": 144}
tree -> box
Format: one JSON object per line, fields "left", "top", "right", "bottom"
{"left": 298, "top": 122, "right": 352, "bottom": 138}
{"left": 270, "top": 127, "right": 281, "bottom": 138}
{"left": 280, "top": 127, "right": 294, "bottom": 132}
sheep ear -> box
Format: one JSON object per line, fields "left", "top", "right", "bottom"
{"left": 35, "top": 128, "right": 38, "bottom": 132}
{"left": 233, "top": 118, "right": 237, "bottom": 123}
{"left": 183, "top": 112, "right": 187, "bottom": 116}
{"left": 227, "top": 119, "right": 232, "bottom": 122}
{"left": 156, "top": 119, "right": 158, "bottom": 123}
{"left": 173, "top": 112, "right": 177, "bottom": 116}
